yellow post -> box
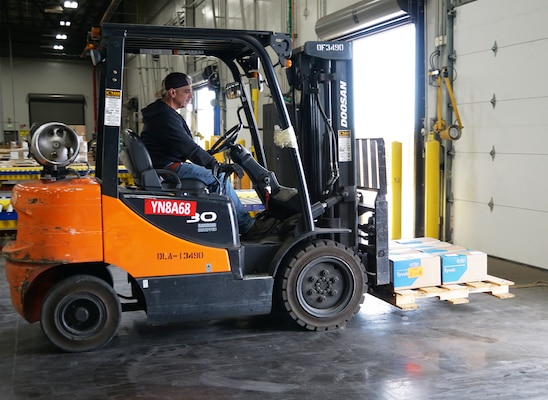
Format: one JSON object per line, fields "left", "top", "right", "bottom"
{"left": 236, "top": 139, "right": 252, "bottom": 189}
{"left": 251, "top": 87, "right": 259, "bottom": 121}
{"left": 391, "top": 141, "right": 402, "bottom": 239}
{"left": 425, "top": 134, "right": 440, "bottom": 238}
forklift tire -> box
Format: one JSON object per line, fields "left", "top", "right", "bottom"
{"left": 40, "top": 274, "right": 121, "bottom": 352}
{"left": 278, "top": 239, "right": 366, "bottom": 331}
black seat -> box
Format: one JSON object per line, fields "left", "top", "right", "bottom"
{"left": 120, "top": 129, "right": 206, "bottom": 192}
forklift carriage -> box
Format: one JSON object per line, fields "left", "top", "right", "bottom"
{"left": 3, "top": 23, "right": 389, "bottom": 352}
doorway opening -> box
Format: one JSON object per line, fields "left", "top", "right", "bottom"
{"left": 352, "top": 23, "right": 416, "bottom": 239}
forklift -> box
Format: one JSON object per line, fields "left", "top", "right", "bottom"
{"left": 3, "top": 23, "right": 389, "bottom": 352}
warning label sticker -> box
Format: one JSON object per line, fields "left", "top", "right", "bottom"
{"left": 338, "top": 130, "right": 352, "bottom": 162}
{"left": 105, "top": 89, "right": 122, "bottom": 127}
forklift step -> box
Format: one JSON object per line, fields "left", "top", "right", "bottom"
{"left": 370, "top": 275, "right": 515, "bottom": 311}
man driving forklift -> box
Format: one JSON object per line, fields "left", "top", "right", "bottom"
{"left": 140, "top": 72, "right": 277, "bottom": 240}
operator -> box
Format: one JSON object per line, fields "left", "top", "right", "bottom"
{"left": 140, "top": 72, "right": 276, "bottom": 240}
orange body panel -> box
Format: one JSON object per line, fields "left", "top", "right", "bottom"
{"left": 3, "top": 176, "right": 232, "bottom": 321}
{"left": 102, "top": 195, "right": 231, "bottom": 278}
{"left": 5, "top": 260, "right": 50, "bottom": 319}
{"left": 3, "top": 177, "right": 103, "bottom": 263}
{"left": 3, "top": 177, "right": 103, "bottom": 320}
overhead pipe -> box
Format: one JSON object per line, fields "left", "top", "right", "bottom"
{"left": 315, "top": 0, "right": 410, "bottom": 40}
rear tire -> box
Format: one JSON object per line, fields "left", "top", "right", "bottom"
{"left": 278, "top": 239, "right": 366, "bottom": 330}
{"left": 40, "top": 274, "right": 121, "bottom": 352}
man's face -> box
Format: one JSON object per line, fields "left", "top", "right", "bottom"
{"left": 172, "top": 85, "right": 193, "bottom": 109}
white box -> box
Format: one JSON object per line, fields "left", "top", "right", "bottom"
{"left": 10, "top": 148, "right": 29, "bottom": 160}
{"left": 440, "top": 250, "right": 488, "bottom": 284}
{"left": 414, "top": 244, "right": 468, "bottom": 255}
{"left": 395, "top": 237, "right": 440, "bottom": 247}
{"left": 390, "top": 252, "right": 441, "bottom": 289}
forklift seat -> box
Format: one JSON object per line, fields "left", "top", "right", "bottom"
{"left": 120, "top": 129, "right": 206, "bottom": 192}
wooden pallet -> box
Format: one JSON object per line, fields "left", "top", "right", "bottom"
{"left": 383, "top": 275, "right": 515, "bottom": 311}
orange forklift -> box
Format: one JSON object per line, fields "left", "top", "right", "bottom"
{"left": 3, "top": 23, "right": 389, "bottom": 352}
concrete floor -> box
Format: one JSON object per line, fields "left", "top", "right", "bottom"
{"left": 0, "top": 257, "right": 547, "bottom": 400}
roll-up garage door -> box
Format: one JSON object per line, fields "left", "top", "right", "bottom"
{"left": 451, "top": 0, "right": 548, "bottom": 269}
{"left": 315, "top": 0, "right": 412, "bottom": 40}
{"left": 28, "top": 93, "right": 86, "bottom": 126}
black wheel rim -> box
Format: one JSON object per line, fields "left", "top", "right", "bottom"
{"left": 296, "top": 256, "right": 355, "bottom": 318}
{"left": 56, "top": 293, "right": 107, "bottom": 339}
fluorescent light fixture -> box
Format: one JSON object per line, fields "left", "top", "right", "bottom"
{"left": 53, "top": 45, "right": 64, "bottom": 50}
{"left": 60, "top": 21, "right": 71, "bottom": 26}
{"left": 63, "top": 1, "right": 78, "bottom": 9}
{"left": 45, "top": 5, "right": 63, "bottom": 14}
{"left": 56, "top": 34, "right": 68, "bottom": 40}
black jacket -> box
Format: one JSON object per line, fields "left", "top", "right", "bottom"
{"left": 140, "top": 99, "right": 216, "bottom": 169}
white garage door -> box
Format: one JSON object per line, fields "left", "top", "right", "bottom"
{"left": 451, "top": 0, "right": 548, "bottom": 269}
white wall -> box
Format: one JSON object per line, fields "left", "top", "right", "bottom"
{"left": 0, "top": 58, "right": 96, "bottom": 141}
{"left": 448, "top": 0, "right": 548, "bottom": 269}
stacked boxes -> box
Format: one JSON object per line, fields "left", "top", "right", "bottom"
{"left": 389, "top": 237, "right": 488, "bottom": 289}
{"left": 9, "top": 141, "right": 29, "bottom": 161}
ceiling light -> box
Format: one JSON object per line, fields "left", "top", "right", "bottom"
{"left": 56, "top": 34, "right": 68, "bottom": 40}
{"left": 60, "top": 21, "right": 71, "bottom": 26}
{"left": 45, "top": 5, "right": 63, "bottom": 14}
{"left": 63, "top": 1, "right": 78, "bottom": 9}
{"left": 53, "top": 45, "right": 64, "bottom": 50}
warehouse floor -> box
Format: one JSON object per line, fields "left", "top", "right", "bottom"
{"left": 0, "top": 257, "right": 547, "bottom": 400}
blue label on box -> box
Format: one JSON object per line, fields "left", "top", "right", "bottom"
{"left": 392, "top": 260, "right": 423, "bottom": 287}
{"left": 421, "top": 247, "right": 449, "bottom": 254}
{"left": 441, "top": 254, "right": 468, "bottom": 282}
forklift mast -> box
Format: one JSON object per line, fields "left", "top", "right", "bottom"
{"left": 290, "top": 42, "right": 354, "bottom": 204}
{"left": 289, "top": 41, "right": 390, "bottom": 286}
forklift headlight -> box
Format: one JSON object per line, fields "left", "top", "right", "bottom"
{"left": 28, "top": 122, "right": 80, "bottom": 168}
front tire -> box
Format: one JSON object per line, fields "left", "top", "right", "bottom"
{"left": 278, "top": 239, "right": 367, "bottom": 331}
{"left": 40, "top": 274, "right": 121, "bottom": 352}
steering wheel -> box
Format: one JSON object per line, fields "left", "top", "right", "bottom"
{"left": 209, "top": 123, "right": 242, "bottom": 155}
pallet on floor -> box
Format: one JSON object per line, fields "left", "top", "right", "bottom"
{"left": 371, "top": 275, "right": 515, "bottom": 311}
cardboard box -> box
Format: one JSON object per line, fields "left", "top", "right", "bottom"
{"left": 389, "top": 248, "right": 424, "bottom": 256}
{"left": 389, "top": 240, "right": 408, "bottom": 249}
{"left": 415, "top": 245, "right": 467, "bottom": 255}
{"left": 10, "top": 148, "right": 29, "bottom": 160}
{"left": 395, "top": 237, "right": 440, "bottom": 247}
{"left": 69, "top": 125, "right": 87, "bottom": 137}
{"left": 390, "top": 252, "right": 441, "bottom": 289}
{"left": 440, "top": 250, "right": 488, "bottom": 284}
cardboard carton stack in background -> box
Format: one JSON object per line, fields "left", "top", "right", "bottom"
{"left": 389, "top": 237, "right": 489, "bottom": 289}
{"left": 69, "top": 125, "right": 89, "bottom": 164}
{"left": 9, "top": 141, "right": 29, "bottom": 161}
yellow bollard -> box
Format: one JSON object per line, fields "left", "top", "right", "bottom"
{"left": 391, "top": 141, "right": 402, "bottom": 240}
{"left": 236, "top": 139, "right": 252, "bottom": 189}
{"left": 251, "top": 87, "right": 259, "bottom": 122}
{"left": 425, "top": 135, "right": 440, "bottom": 238}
